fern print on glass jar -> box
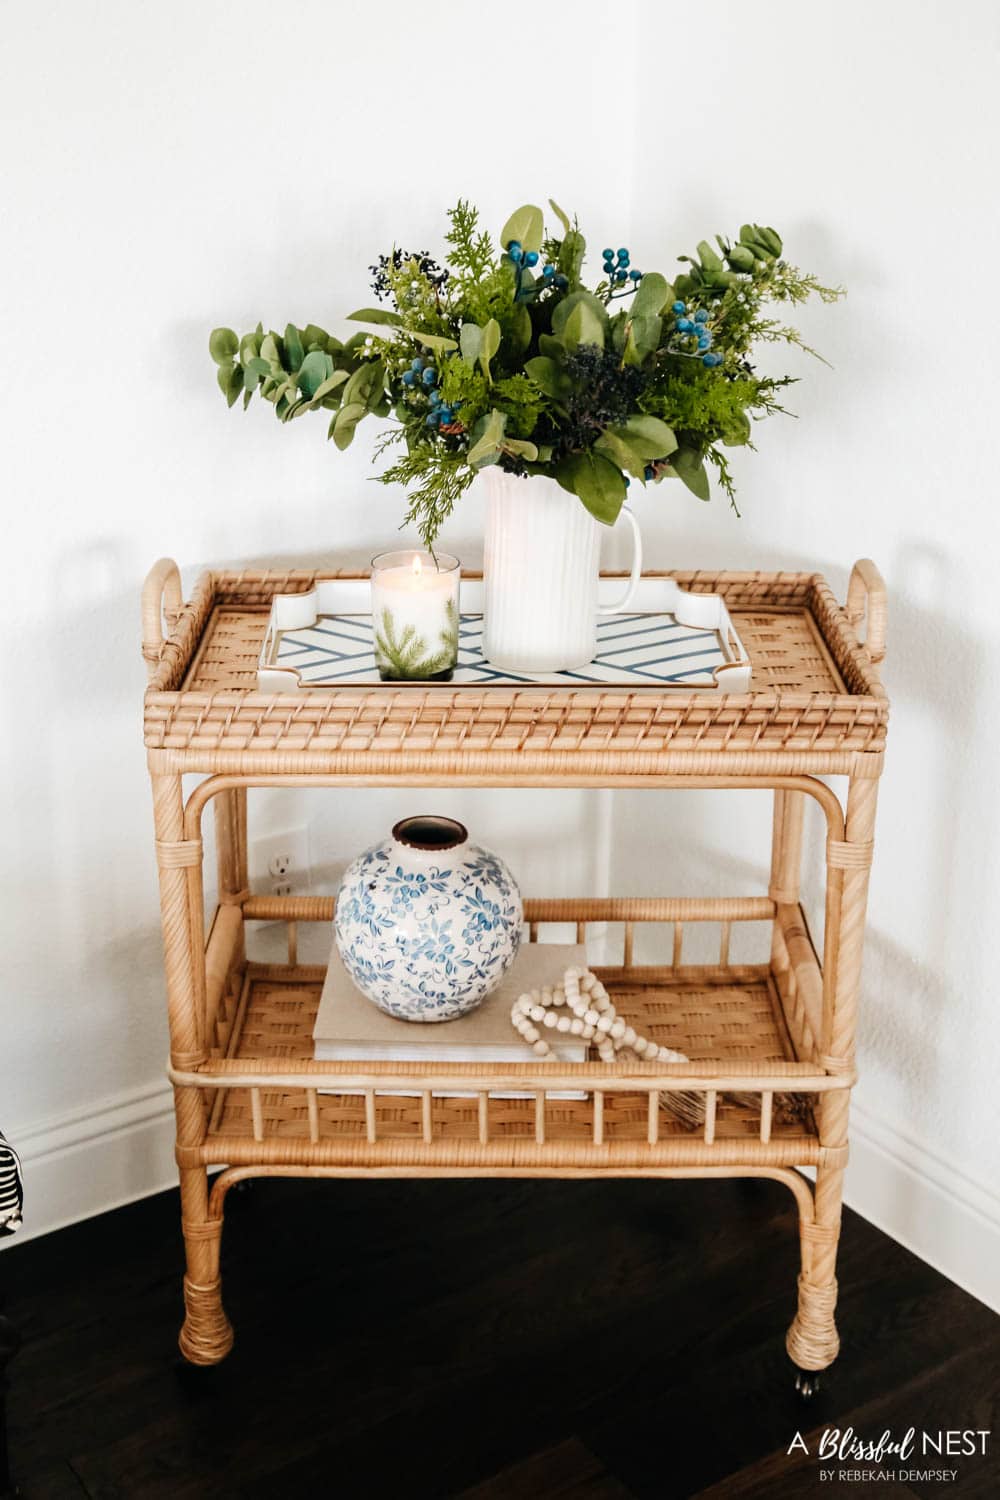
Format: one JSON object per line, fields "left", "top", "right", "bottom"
{"left": 370, "top": 550, "right": 460, "bottom": 680}
{"left": 334, "top": 815, "right": 522, "bottom": 1021}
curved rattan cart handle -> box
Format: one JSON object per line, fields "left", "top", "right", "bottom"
{"left": 142, "top": 557, "right": 183, "bottom": 680}
{"left": 846, "top": 558, "right": 887, "bottom": 665}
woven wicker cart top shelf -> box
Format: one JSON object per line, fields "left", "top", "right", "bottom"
{"left": 142, "top": 561, "right": 887, "bottom": 775}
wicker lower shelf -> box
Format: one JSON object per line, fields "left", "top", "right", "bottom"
{"left": 187, "top": 917, "right": 831, "bottom": 1170}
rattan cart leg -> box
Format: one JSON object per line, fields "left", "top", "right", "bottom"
{"left": 151, "top": 771, "right": 234, "bottom": 1363}
{"left": 787, "top": 1161, "right": 844, "bottom": 1387}
{"left": 213, "top": 786, "right": 248, "bottom": 985}
{"left": 786, "top": 756, "right": 881, "bottom": 1384}
{"left": 770, "top": 786, "right": 806, "bottom": 998}
{"left": 178, "top": 1156, "right": 233, "bottom": 1366}
{"left": 769, "top": 788, "right": 805, "bottom": 908}
{"left": 214, "top": 787, "right": 248, "bottom": 905}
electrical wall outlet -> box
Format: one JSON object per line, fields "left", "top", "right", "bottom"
{"left": 250, "top": 827, "right": 311, "bottom": 898}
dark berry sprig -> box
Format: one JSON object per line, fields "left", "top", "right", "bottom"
{"left": 401, "top": 356, "right": 462, "bottom": 434}
{"left": 602, "top": 246, "right": 643, "bottom": 301}
{"left": 505, "top": 240, "right": 568, "bottom": 301}
{"left": 669, "top": 299, "right": 722, "bottom": 367}
{"left": 539, "top": 345, "right": 648, "bottom": 461}
{"left": 370, "top": 249, "right": 450, "bottom": 302}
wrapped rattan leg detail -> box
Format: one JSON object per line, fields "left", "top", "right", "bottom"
{"left": 785, "top": 1274, "right": 839, "bottom": 1371}
{"left": 179, "top": 1275, "right": 234, "bottom": 1365}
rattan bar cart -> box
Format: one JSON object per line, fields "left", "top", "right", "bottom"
{"left": 142, "top": 558, "right": 888, "bottom": 1392}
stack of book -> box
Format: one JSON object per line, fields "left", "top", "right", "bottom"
{"left": 313, "top": 942, "right": 590, "bottom": 1096}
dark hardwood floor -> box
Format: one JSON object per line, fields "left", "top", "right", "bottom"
{"left": 1, "top": 1176, "right": 997, "bottom": 1497}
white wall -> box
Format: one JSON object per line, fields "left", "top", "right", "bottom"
{"left": 620, "top": 0, "right": 1000, "bottom": 1301}
{"left": 0, "top": 0, "right": 630, "bottom": 1230}
{"left": 3, "top": 0, "right": 999, "bottom": 1302}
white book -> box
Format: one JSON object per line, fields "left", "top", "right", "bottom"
{"left": 314, "top": 943, "right": 590, "bottom": 1098}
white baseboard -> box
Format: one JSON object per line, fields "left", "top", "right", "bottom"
{"left": 4, "top": 1085, "right": 999, "bottom": 1319}
{"left": 845, "top": 1101, "right": 1000, "bottom": 1314}
{"left": 0, "top": 1079, "right": 177, "bottom": 1247}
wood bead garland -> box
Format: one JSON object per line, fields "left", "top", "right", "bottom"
{"left": 511, "top": 968, "right": 688, "bottom": 1063}
{"left": 510, "top": 966, "right": 706, "bottom": 1129}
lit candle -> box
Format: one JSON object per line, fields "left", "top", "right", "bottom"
{"left": 370, "top": 550, "right": 461, "bottom": 681}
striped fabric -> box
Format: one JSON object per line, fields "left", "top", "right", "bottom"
{"left": 0, "top": 1129, "right": 22, "bottom": 1233}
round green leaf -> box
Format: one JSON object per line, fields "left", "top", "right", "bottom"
{"left": 346, "top": 308, "right": 403, "bottom": 327}
{"left": 524, "top": 356, "right": 570, "bottom": 400}
{"left": 499, "top": 204, "right": 544, "bottom": 254}
{"left": 242, "top": 356, "right": 270, "bottom": 386}
{"left": 309, "top": 369, "right": 349, "bottom": 406}
{"left": 342, "top": 361, "right": 381, "bottom": 409}
{"left": 283, "top": 323, "right": 304, "bottom": 372}
{"left": 559, "top": 452, "right": 627, "bottom": 524}
{"left": 332, "top": 401, "right": 367, "bottom": 450}
{"left": 401, "top": 329, "right": 458, "bottom": 353}
{"left": 619, "top": 414, "right": 677, "bottom": 458}
{"left": 562, "top": 299, "right": 605, "bottom": 351}
{"left": 297, "top": 349, "right": 334, "bottom": 399}
{"left": 460, "top": 323, "right": 483, "bottom": 366}
{"left": 505, "top": 302, "right": 533, "bottom": 358}
{"left": 259, "top": 333, "right": 282, "bottom": 371}
{"left": 209, "top": 328, "right": 238, "bottom": 365}
{"left": 630, "top": 272, "right": 671, "bottom": 318}
{"left": 672, "top": 448, "right": 712, "bottom": 500}
{"left": 548, "top": 199, "right": 571, "bottom": 236}
{"left": 501, "top": 438, "right": 538, "bottom": 461}
{"left": 239, "top": 331, "right": 262, "bottom": 365}
{"left": 552, "top": 290, "right": 608, "bottom": 338}
{"left": 223, "top": 363, "right": 244, "bottom": 408}
{"left": 557, "top": 228, "right": 586, "bottom": 286}
{"left": 467, "top": 409, "right": 507, "bottom": 468}
{"left": 479, "top": 318, "right": 501, "bottom": 380}
{"left": 537, "top": 334, "right": 566, "bottom": 361}
{"left": 594, "top": 429, "right": 647, "bottom": 479}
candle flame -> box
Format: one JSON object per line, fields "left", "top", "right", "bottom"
{"left": 411, "top": 554, "right": 423, "bottom": 579}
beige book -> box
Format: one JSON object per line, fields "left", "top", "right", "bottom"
{"left": 314, "top": 942, "right": 590, "bottom": 1064}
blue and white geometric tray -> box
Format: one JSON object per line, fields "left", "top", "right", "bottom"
{"left": 258, "top": 577, "right": 752, "bottom": 693}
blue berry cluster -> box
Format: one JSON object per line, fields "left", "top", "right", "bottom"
{"left": 603, "top": 246, "right": 643, "bottom": 288}
{"left": 402, "top": 356, "right": 458, "bottom": 429}
{"left": 506, "top": 240, "right": 568, "bottom": 291}
{"left": 672, "top": 300, "right": 722, "bottom": 367}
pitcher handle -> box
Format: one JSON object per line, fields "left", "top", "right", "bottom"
{"left": 597, "top": 503, "right": 643, "bottom": 614}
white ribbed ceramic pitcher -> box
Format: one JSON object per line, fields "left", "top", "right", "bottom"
{"left": 481, "top": 468, "right": 642, "bottom": 672}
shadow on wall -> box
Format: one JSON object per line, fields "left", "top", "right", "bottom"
{"left": 850, "top": 540, "right": 996, "bottom": 1154}
{"left": 855, "top": 921, "right": 960, "bottom": 1117}
{"left": 606, "top": 535, "right": 996, "bottom": 1168}
{"left": 879, "top": 541, "right": 994, "bottom": 976}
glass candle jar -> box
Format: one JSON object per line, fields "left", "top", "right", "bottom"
{"left": 370, "top": 550, "right": 461, "bottom": 681}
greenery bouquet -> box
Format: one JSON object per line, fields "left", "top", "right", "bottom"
{"left": 210, "top": 201, "right": 841, "bottom": 546}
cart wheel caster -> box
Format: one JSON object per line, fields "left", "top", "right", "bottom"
{"left": 794, "top": 1367, "right": 821, "bottom": 1399}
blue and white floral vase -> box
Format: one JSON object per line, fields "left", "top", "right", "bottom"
{"left": 334, "top": 815, "right": 522, "bottom": 1022}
